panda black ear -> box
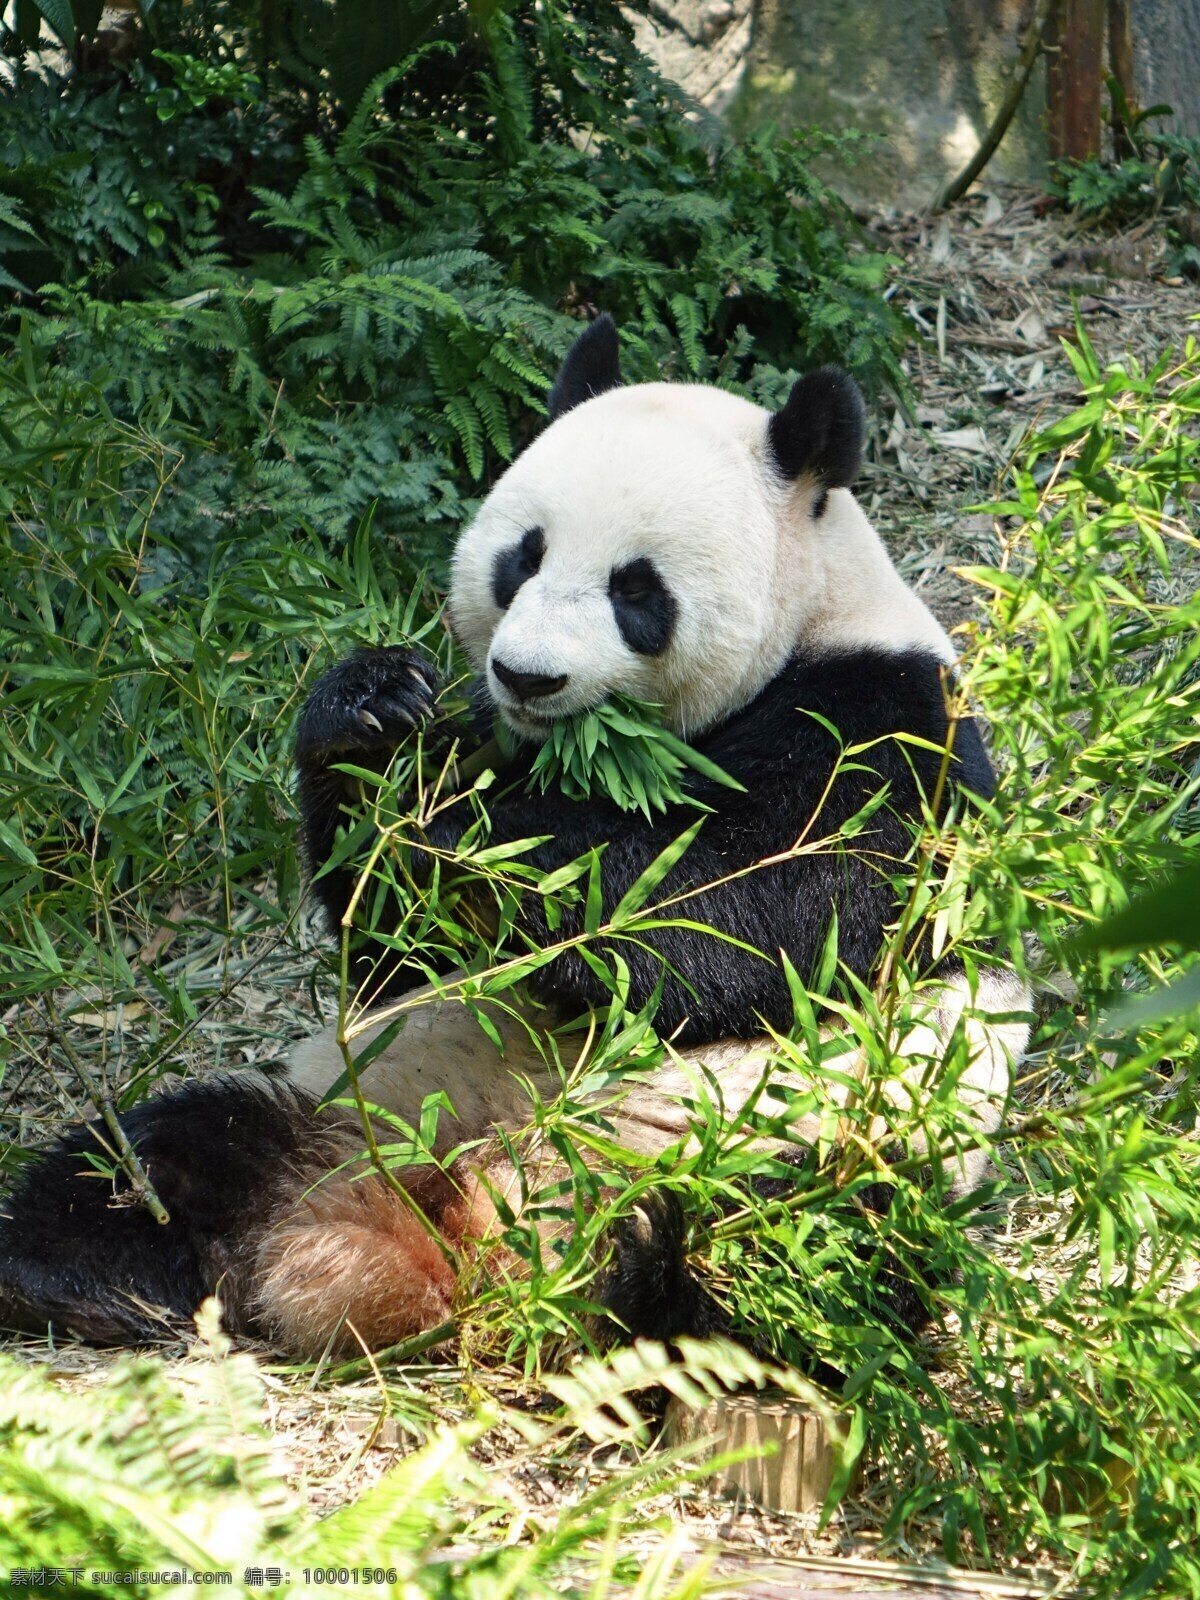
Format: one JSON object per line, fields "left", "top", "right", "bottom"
{"left": 767, "top": 366, "right": 864, "bottom": 490}
{"left": 547, "top": 314, "right": 623, "bottom": 422}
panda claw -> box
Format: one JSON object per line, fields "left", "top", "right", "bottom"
{"left": 373, "top": 693, "right": 423, "bottom": 728}
{"left": 295, "top": 648, "right": 440, "bottom": 768}
{"left": 630, "top": 1203, "right": 654, "bottom": 1245}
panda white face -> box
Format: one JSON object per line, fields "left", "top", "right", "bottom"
{"left": 449, "top": 383, "right": 802, "bottom": 738}
{"left": 448, "top": 317, "right": 954, "bottom": 741}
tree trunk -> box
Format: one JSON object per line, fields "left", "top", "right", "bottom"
{"left": 1047, "top": 0, "right": 1105, "bottom": 160}
{"left": 1108, "top": 0, "right": 1136, "bottom": 157}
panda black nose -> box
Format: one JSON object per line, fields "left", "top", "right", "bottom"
{"left": 492, "top": 659, "right": 569, "bottom": 702}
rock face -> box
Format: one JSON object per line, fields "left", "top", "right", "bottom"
{"left": 1133, "top": 0, "right": 1200, "bottom": 138}
{"left": 734, "top": 0, "right": 1046, "bottom": 205}
{"left": 637, "top": 0, "right": 1200, "bottom": 208}
{"left": 629, "top": 0, "right": 755, "bottom": 114}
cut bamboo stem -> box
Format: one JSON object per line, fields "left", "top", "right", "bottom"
{"left": 665, "top": 1389, "right": 848, "bottom": 1513}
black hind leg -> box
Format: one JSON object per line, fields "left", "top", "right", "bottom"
{"left": 0, "top": 1137, "right": 208, "bottom": 1343}
{"left": 0, "top": 1076, "right": 344, "bottom": 1346}
{"left": 731, "top": 1146, "right": 947, "bottom": 1397}
{"left": 588, "top": 1148, "right": 943, "bottom": 1388}
{"left": 594, "top": 1189, "right": 730, "bottom": 1348}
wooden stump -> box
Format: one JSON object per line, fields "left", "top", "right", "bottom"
{"left": 664, "top": 1389, "right": 848, "bottom": 1513}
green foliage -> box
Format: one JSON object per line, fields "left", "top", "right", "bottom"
{"left": 0, "top": 1307, "right": 290, "bottom": 1593}
{"left": 526, "top": 696, "right": 744, "bottom": 819}
{"left": 1079, "top": 860, "right": 1200, "bottom": 956}
{"left": 992, "top": 328, "right": 1200, "bottom": 1034}
{"left": 819, "top": 330, "right": 1199, "bottom": 1586}
{"left": 961, "top": 321, "right": 1200, "bottom": 967}
{"left": 0, "top": 59, "right": 290, "bottom": 291}
{"left": 8, "top": 0, "right": 77, "bottom": 50}
{"left": 0, "top": 348, "right": 446, "bottom": 1108}
{"left": 146, "top": 49, "right": 263, "bottom": 123}
{"left": 1075, "top": 855, "right": 1200, "bottom": 1024}
{"left": 1055, "top": 80, "right": 1200, "bottom": 275}
{"left": 0, "top": 196, "right": 40, "bottom": 295}
{"left": 2, "top": 1309, "right": 787, "bottom": 1597}
{"left": 1, "top": 0, "right": 904, "bottom": 571}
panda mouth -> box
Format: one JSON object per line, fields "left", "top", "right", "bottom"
{"left": 499, "top": 705, "right": 568, "bottom": 739}
{"left": 496, "top": 693, "right": 605, "bottom": 740}
{"left": 488, "top": 668, "right": 602, "bottom": 738}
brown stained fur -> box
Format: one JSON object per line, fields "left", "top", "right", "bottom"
{"left": 251, "top": 1137, "right": 573, "bottom": 1357}
{"left": 254, "top": 1165, "right": 460, "bottom": 1357}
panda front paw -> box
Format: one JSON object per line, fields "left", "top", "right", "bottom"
{"left": 295, "top": 647, "right": 437, "bottom": 768}
{"left": 595, "top": 1188, "right": 729, "bottom": 1347}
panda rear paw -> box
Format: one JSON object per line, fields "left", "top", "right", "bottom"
{"left": 295, "top": 647, "right": 437, "bottom": 768}
{"left": 595, "top": 1188, "right": 729, "bottom": 1347}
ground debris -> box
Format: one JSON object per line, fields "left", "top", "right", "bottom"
{"left": 863, "top": 185, "right": 1193, "bottom": 634}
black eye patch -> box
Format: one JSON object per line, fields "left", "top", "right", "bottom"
{"left": 608, "top": 558, "right": 676, "bottom": 657}
{"left": 492, "top": 526, "right": 545, "bottom": 611}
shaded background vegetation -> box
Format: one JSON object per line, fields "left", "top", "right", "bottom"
{"left": 1, "top": 0, "right": 902, "bottom": 578}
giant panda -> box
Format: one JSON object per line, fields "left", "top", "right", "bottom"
{"left": 0, "top": 317, "right": 1029, "bottom": 1359}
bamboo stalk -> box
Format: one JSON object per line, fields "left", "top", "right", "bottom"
{"left": 45, "top": 999, "right": 170, "bottom": 1226}
{"left": 1047, "top": 0, "right": 1105, "bottom": 161}
{"left": 707, "top": 1070, "right": 1153, "bottom": 1245}
{"left": 320, "top": 1317, "right": 458, "bottom": 1380}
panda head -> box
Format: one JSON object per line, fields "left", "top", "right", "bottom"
{"left": 449, "top": 315, "right": 920, "bottom": 740}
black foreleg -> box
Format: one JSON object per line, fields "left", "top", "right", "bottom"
{"left": 749, "top": 1144, "right": 940, "bottom": 1339}
{"left": 589, "top": 1145, "right": 945, "bottom": 1382}
{"left": 294, "top": 646, "right": 438, "bottom": 931}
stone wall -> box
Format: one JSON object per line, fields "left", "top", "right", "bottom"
{"left": 629, "top": 0, "right": 755, "bottom": 113}
{"left": 1133, "top": 0, "right": 1200, "bottom": 138}
{"left": 635, "top": 0, "right": 1200, "bottom": 208}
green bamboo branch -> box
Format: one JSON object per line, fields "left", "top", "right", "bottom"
{"left": 706, "top": 1071, "right": 1154, "bottom": 1245}
{"left": 932, "top": 0, "right": 1059, "bottom": 211}
{"left": 45, "top": 998, "right": 170, "bottom": 1227}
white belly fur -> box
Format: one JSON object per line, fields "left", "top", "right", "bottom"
{"left": 286, "top": 970, "right": 1029, "bottom": 1189}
